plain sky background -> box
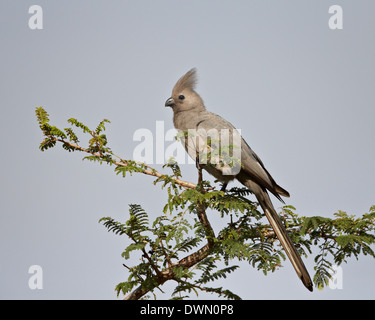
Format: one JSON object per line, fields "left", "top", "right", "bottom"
{"left": 1, "top": 1, "right": 374, "bottom": 300}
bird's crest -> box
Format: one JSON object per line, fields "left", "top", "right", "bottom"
{"left": 172, "top": 68, "right": 197, "bottom": 94}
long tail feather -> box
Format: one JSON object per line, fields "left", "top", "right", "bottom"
{"left": 258, "top": 194, "right": 313, "bottom": 291}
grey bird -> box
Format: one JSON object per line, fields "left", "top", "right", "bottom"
{"left": 165, "top": 68, "right": 313, "bottom": 291}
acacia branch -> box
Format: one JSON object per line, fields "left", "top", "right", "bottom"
{"left": 44, "top": 134, "right": 217, "bottom": 300}
{"left": 46, "top": 136, "right": 197, "bottom": 189}
{"left": 123, "top": 168, "right": 216, "bottom": 300}
{"left": 37, "top": 109, "right": 375, "bottom": 299}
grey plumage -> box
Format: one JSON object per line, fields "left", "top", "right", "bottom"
{"left": 165, "top": 68, "right": 313, "bottom": 291}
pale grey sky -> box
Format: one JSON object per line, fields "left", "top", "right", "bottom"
{"left": 1, "top": 1, "right": 374, "bottom": 299}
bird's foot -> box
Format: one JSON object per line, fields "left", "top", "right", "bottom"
{"left": 195, "top": 157, "right": 201, "bottom": 170}
{"left": 220, "top": 182, "right": 228, "bottom": 192}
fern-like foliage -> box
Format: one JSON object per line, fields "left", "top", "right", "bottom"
{"left": 35, "top": 107, "right": 375, "bottom": 299}
{"left": 300, "top": 207, "right": 375, "bottom": 289}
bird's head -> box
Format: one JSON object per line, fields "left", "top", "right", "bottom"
{"left": 165, "top": 68, "right": 205, "bottom": 112}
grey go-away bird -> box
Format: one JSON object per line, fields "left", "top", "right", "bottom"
{"left": 165, "top": 68, "right": 313, "bottom": 291}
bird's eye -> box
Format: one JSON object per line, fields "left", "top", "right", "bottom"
{"left": 178, "top": 95, "right": 185, "bottom": 100}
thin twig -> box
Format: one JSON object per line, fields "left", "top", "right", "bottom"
{"left": 48, "top": 136, "right": 197, "bottom": 189}
{"left": 123, "top": 169, "right": 216, "bottom": 300}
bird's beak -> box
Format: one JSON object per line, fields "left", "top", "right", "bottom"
{"left": 165, "top": 97, "right": 175, "bottom": 107}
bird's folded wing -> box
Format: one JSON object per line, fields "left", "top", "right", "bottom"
{"left": 195, "top": 112, "right": 282, "bottom": 195}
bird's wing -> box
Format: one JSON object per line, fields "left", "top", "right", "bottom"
{"left": 240, "top": 138, "right": 290, "bottom": 200}
{"left": 195, "top": 112, "right": 288, "bottom": 199}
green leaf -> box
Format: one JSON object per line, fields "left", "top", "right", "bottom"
{"left": 67, "top": 118, "right": 91, "bottom": 133}
{"left": 96, "top": 119, "right": 111, "bottom": 134}
{"left": 35, "top": 106, "right": 50, "bottom": 128}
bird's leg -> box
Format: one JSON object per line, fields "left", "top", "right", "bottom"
{"left": 195, "top": 156, "right": 201, "bottom": 170}
{"left": 197, "top": 165, "right": 203, "bottom": 190}
{"left": 220, "top": 182, "right": 228, "bottom": 192}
